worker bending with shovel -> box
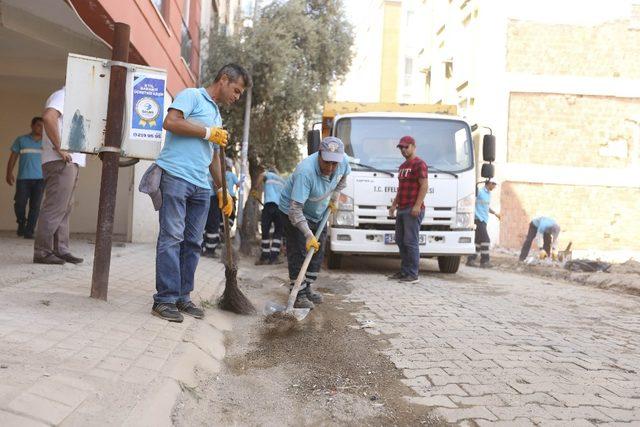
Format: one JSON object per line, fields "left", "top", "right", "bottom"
{"left": 278, "top": 137, "right": 350, "bottom": 309}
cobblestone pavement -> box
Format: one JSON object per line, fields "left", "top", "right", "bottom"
{"left": 0, "top": 236, "right": 227, "bottom": 426}
{"left": 337, "top": 257, "right": 640, "bottom": 426}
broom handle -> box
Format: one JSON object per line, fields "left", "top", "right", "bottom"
{"left": 218, "top": 149, "right": 233, "bottom": 267}
{"left": 286, "top": 208, "right": 331, "bottom": 311}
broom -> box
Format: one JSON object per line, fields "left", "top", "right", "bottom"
{"left": 217, "top": 149, "right": 255, "bottom": 315}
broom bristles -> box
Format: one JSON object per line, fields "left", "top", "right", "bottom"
{"left": 218, "top": 265, "right": 256, "bottom": 315}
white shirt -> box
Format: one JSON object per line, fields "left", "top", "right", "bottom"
{"left": 42, "top": 88, "right": 86, "bottom": 167}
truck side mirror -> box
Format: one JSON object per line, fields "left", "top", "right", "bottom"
{"left": 483, "top": 134, "right": 496, "bottom": 162}
{"left": 307, "top": 130, "right": 321, "bottom": 155}
{"left": 481, "top": 163, "right": 495, "bottom": 179}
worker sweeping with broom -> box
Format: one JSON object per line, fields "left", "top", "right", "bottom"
{"left": 277, "top": 137, "right": 351, "bottom": 309}
{"left": 148, "top": 64, "right": 251, "bottom": 322}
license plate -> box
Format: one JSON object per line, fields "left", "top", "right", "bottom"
{"left": 384, "top": 234, "right": 427, "bottom": 245}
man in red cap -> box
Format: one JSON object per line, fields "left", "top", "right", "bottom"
{"left": 388, "top": 136, "right": 428, "bottom": 283}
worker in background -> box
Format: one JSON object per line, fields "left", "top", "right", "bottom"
{"left": 253, "top": 166, "right": 285, "bottom": 265}
{"left": 278, "top": 137, "right": 350, "bottom": 309}
{"left": 202, "top": 173, "right": 222, "bottom": 258}
{"left": 519, "top": 216, "right": 561, "bottom": 261}
{"left": 225, "top": 158, "right": 240, "bottom": 230}
{"left": 466, "top": 180, "right": 500, "bottom": 268}
{"left": 6, "top": 117, "right": 44, "bottom": 239}
{"left": 388, "top": 136, "right": 428, "bottom": 283}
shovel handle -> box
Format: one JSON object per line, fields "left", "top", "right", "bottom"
{"left": 286, "top": 208, "right": 331, "bottom": 312}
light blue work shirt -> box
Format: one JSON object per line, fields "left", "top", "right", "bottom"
{"left": 11, "top": 135, "right": 43, "bottom": 180}
{"left": 156, "top": 88, "right": 221, "bottom": 189}
{"left": 532, "top": 216, "right": 557, "bottom": 234}
{"left": 263, "top": 171, "right": 285, "bottom": 204}
{"left": 475, "top": 186, "right": 491, "bottom": 223}
{"left": 226, "top": 171, "right": 239, "bottom": 197}
{"left": 279, "top": 152, "right": 351, "bottom": 223}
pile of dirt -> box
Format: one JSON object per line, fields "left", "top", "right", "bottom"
{"left": 490, "top": 253, "right": 640, "bottom": 297}
{"left": 173, "top": 262, "right": 440, "bottom": 426}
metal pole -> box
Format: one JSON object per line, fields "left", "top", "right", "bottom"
{"left": 90, "top": 23, "right": 130, "bottom": 300}
{"left": 235, "top": 86, "right": 252, "bottom": 238}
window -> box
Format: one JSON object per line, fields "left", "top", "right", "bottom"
{"left": 181, "top": 0, "right": 193, "bottom": 66}
{"left": 404, "top": 57, "right": 413, "bottom": 87}
{"left": 150, "top": 0, "right": 168, "bottom": 19}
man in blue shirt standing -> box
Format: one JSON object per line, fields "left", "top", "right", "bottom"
{"left": 5, "top": 117, "right": 44, "bottom": 239}
{"left": 153, "top": 63, "right": 251, "bottom": 323}
{"left": 466, "top": 180, "right": 500, "bottom": 268}
{"left": 519, "top": 216, "right": 561, "bottom": 261}
{"left": 254, "top": 166, "right": 285, "bottom": 265}
{"left": 278, "top": 137, "right": 351, "bottom": 309}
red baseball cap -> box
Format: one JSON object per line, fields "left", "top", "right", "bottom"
{"left": 397, "top": 136, "right": 415, "bottom": 148}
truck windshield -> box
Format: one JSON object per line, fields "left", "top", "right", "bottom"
{"left": 335, "top": 117, "right": 473, "bottom": 173}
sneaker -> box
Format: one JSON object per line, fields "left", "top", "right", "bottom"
{"left": 293, "top": 292, "right": 315, "bottom": 309}
{"left": 398, "top": 276, "right": 419, "bottom": 283}
{"left": 255, "top": 257, "right": 270, "bottom": 265}
{"left": 23, "top": 232, "right": 34, "bottom": 239}
{"left": 176, "top": 301, "right": 205, "bottom": 319}
{"left": 152, "top": 303, "right": 184, "bottom": 322}
{"left": 305, "top": 284, "right": 323, "bottom": 304}
{"left": 387, "top": 271, "right": 405, "bottom": 280}
{"left": 479, "top": 262, "right": 493, "bottom": 269}
{"left": 57, "top": 253, "right": 84, "bottom": 264}
{"left": 466, "top": 259, "right": 478, "bottom": 267}
{"left": 33, "top": 254, "right": 65, "bottom": 265}
{"left": 203, "top": 250, "right": 218, "bottom": 259}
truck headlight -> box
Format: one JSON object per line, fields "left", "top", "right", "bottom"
{"left": 338, "top": 193, "right": 354, "bottom": 211}
{"left": 455, "top": 193, "right": 475, "bottom": 229}
{"left": 455, "top": 212, "right": 474, "bottom": 229}
{"left": 334, "top": 211, "right": 355, "bottom": 226}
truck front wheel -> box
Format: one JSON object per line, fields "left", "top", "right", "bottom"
{"left": 437, "top": 256, "right": 460, "bottom": 274}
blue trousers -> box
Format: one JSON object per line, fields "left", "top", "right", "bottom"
{"left": 395, "top": 207, "right": 424, "bottom": 278}
{"left": 154, "top": 172, "right": 210, "bottom": 304}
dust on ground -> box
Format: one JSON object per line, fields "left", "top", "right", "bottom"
{"left": 173, "top": 257, "right": 441, "bottom": 426}
{"left": 489, "top": 251, "right": 640, "bottom": 297}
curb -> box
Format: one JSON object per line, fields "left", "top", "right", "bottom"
{"left": 124, "top": 269, "right": 232, "bottom": 426}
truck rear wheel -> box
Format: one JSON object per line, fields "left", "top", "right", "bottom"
{"left": 437, "top": 256, "right": 460, "bottom": 274}
{"left": 326, "top": 246, "right": 342, "bottom": 270}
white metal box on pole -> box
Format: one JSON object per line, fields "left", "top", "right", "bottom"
{"left": 61, "top": 53, "right": 168, "bottom": 160}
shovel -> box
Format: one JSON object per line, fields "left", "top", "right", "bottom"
{"left": 264, "top": 207, "right": 331, "bottom": 322}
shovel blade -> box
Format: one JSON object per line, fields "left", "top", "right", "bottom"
{"left": 263, "top": 301, "right": 311, "bottom": 321}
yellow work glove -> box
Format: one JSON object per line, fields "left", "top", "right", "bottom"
{"left": 551, "top": 250, "right": 559, "bottom": 261}
{"left": 328, "top": 200, "right": 339, "bottom": 214}
{"left": 250, "top": 190, "right": 259, "bottom": 200}
{"left": 305, "top": 236, "right": 320, "bottom": 253}
{"left": 206, "top": 127, "right": 228, "bottom": 148}
{"left": 217, "top": 189, "right": 233, "bottom": 217}
{"left": 538, "top": 250, "right": 548, "bottom": 260}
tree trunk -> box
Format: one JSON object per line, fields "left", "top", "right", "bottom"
{"left": 239, "top": 153, "right": 262, "bottom": 256}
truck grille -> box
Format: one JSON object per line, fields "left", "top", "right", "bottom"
{"left": 355, "top": 205, "right": 454, "bottom": 229}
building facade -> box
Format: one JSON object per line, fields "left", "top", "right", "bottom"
{"left": 0, "top": 0, "right": 224, "bottom": 242}
{"left": 335, "top": 0, "right": 640, "bottom": 258}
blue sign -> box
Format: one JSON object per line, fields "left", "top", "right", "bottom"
{"left": 130, "top": 74, "right": 165, "bottom": 142}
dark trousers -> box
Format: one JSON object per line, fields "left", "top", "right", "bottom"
{"left": 14, "top": 179, "right": 44, "bottom": 235}
{"left": 279, "top": 210, "right": 327, "bottom": 289}
{"left": 395, "top": 207, "right": 424, "bottom": 278}
{"left": 468, "top": 219, "right": 490, "bottom": 264}
{"left": 519, "top": 222, "right": 552, "bottom": 261}
{"left": 203, "top": 195, "right": 222, "bottom": 253}
{"left": 260, "top": 202, "right": 283, "bottom": 261}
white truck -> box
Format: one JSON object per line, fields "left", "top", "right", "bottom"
{"left": 307, "top": 102, "right": 495, "bottom": 274}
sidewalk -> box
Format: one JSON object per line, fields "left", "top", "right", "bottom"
{"left": 0, "top": 235, "right": 231, "bottom": 426}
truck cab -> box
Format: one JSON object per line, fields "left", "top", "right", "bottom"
{"left": 309, "top": 102, "right": 495, "bottom": 274}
